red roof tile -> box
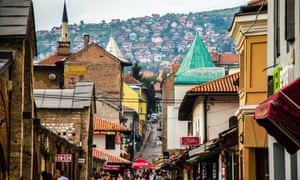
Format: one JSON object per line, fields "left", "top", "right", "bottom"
{"left": 141, "top": 71, "right": 154, "bottom": 77}
{"left": 189, "top": 72, "right": 239, "bottom": 93}
{"left": 219, "top": 53, "right": 239, "bottom": 63}
{"left": 123, "top": 75, "right": 141, "bottom": 85}
{"left": 210, "top": 53, "right": 239, "bottom": 64}
{"left": 93, "top": 148, "right": 131, "bottom": 163}
{"left": 94, "top": 117, "right": 131, "bottom": 131}
{"left": 35, "top": 53, "right": 69, "bottom": 65}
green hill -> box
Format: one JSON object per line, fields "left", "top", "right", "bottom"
{"left": 36, "top": 7, "right": 240, "bottom": 73}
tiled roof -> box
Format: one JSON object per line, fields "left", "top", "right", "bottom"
{"left": 188, "top": 72, "right": 239, "bottom": 93}
{"left": 35, "top": 53, "right": 69, "bottom": 65}
{"left": 210, "top": 53, "right": 239, "bottom": 64}
{"left": 94, "top": 117, "right": 131, "bottom": 131}
{"left": 93, "top": 148, "right": 131, "bottom": 164}
{"left": 219, "top": 53, "right": 239, "bottom": 64}
{"left": 123, "top": 75, "right": 141, "bottom": 85}
{"left": 141, "top": 71, "right": 155, "bottom": 77}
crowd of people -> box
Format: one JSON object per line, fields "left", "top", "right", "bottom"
{"left": 42, "top": 168, "right": 183, "bottom": 180}
{"left": 89, "top": 169, "right": 180, "bottom": 180}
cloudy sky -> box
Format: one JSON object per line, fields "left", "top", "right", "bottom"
{"left": 32, "top": 0, "right": 248, "bottom": 31}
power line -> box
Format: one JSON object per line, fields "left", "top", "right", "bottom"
{"left": 34, "top": 94, "right": 239, "bottom": 104}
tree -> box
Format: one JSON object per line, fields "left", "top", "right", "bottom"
{"left": 131, "top": 62, "right": 142, "bottom": 81}
{"left": 141, "top": 76, "right": 157, "bottom": 113}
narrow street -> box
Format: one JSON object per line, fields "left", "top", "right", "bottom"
{"left": 134, "top": 122, "right": 162, "bottom": 163}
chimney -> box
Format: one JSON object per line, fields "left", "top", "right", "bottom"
{"left": 84, "top": 34, "right": 89, "bottom": 47}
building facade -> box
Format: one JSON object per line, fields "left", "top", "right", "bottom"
{"left": 254, "top": 0, "right": 300, "bottom": 179}
{"left": 229, "top": 2, "right": 269, "bottom": 179}
{"left": 0, "top": 1, "right": 37, "bottom": 179}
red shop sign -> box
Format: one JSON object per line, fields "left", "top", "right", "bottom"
{"left": 180, "top": 136, "right": 200, "bottom": 146}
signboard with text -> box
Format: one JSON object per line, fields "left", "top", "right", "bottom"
{"left": 55, "top": 154, "right": 72, "bottom": 162}
{"left": 180, "top": 136, "right": 200, "bottom": 146}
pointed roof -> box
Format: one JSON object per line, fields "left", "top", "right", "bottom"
{"left": 106, "top": 36, "right": 131, "bottom": 65}
{"left": 62, "top": 0, "right": 68, "bottom": 22}
{"left": 177, "top": 33, "right": 215, "bottom": 72}
{"left": 175, "top": 33, "right": 225, "bottom": 84}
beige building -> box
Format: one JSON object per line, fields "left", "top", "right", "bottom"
{"left": 229, "top": 1, "right": 269, "bottom": 179}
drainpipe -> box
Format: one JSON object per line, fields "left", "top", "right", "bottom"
{"left": 203, "top": 96, "right": 208, "bottom": 143}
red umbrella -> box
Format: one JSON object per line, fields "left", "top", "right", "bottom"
{"left": 131, "top": 158, "right": 152, "bottom": 169}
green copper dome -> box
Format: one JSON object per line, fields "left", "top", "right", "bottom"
{"left": 175, "top": 33, "right": 225, "bottom": 84}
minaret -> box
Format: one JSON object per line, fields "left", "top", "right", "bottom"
{"left": 57, "top": 0, "right": 70, "bottom": 55}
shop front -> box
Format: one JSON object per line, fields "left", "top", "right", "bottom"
{"left": 254, "top": 77, "right": 300, "bottom": 154}
{"left": 187, "top": 139, "right": 220, "bottom": 180}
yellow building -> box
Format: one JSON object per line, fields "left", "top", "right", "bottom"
{"left": 122, "top": 83, "right": 147, "bottom": 136}
{"left": 123, "top": 83, "right": 139, "bottom": 112}
{"left": 229, "top": 2, "right": 269, "bottom": 179}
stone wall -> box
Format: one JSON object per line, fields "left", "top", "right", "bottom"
{"left": 37, "top": 108, "right": 93, "bottom": 179}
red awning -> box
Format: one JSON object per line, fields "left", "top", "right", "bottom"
{"left": 131, "top": 158, "right": 152, "bottom": 169}
{"left": 254, "top": 78, "right": 300, "bottom": 154}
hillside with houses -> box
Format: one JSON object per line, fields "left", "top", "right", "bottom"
{"left": 36, "top": 7, "right": 240, "bottom": 73}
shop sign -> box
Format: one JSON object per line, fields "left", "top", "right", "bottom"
{"left": 78, "top": 158, "right": 85, "bottom": 164}
{"left": 180, "top": 136, "right": 199, "bottom": 146}
{"left": 55, "top": 154, "right": 72, "bottom": 162}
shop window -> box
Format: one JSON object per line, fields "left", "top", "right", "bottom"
{"left": 291, "top": 153, "right": 297, "bottom": 180}
{"left": 274, "top": 0, "right": 280, "bottom": 57}
{"left": 106, "top": 134, "right": 115, "bottom": 149}
{"left": 273, "top": 143, "right": 285, "bottom": 180}
{"left": 285, "top": 0, "right": 295, "bottom": 42}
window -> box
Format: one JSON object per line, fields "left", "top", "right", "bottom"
{"left": 274, "top": 0, "right": 280, "bottom": 57}
{"left": 273, "top": 143, "right": 285, "bottom": 180}
{"left": 291, "top": 153, "right": 297, "bottom": 180}
{"left": 285, "top": 0, "right": 295, "bottom": 41}
{"left": 105, "top": 134, "right": 115, "bottom": 149}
